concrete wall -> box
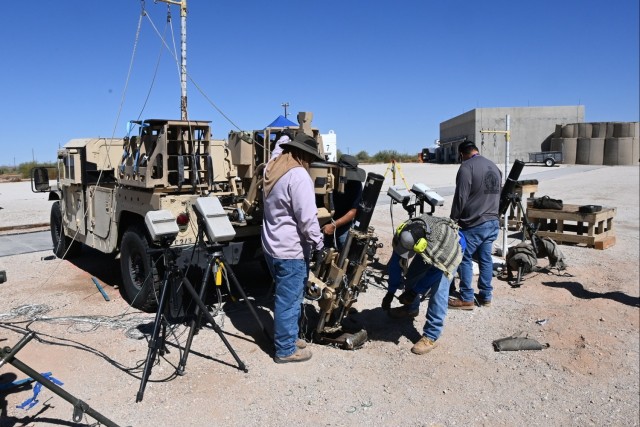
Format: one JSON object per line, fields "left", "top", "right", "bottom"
{"left": 439, "top": 106, "right": 585, "bottom": 164}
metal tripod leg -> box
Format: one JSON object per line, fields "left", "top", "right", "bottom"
{"left": 1, "top": 332, "right": 121, "bottom": 427}
{"left": 136, "top": 270, "right": 173, "bottom": 403}
{"left": 222, "top": 257, "right": 272, "bottom": 342}
{"left": 177, "top": 257, "right": 215, "bottom": 376}
{"left": 180, "top": 275, "right": 248, "bottom": 372}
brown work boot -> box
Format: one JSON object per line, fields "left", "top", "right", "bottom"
{"left": 274, "top": 348, "right": 312, "bottom": 364}
{"left": 411, "top": 336, "right": 437, "bottom": 354}
{"left": 448, "top": 297, "right": 474, "bottom": 310}
{"left": 388, "top": 306, "right": 419, "bottom": 319}
{"left": 296, "top": 339, "right": 307, "bottom": 349}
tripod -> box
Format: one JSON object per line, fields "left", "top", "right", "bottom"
{"left": 383, "top": 159, "right": 411, "bottom": 188}
{"left": 136, "top": 229, "right": 273, "bottom": 402}
{"left": 176, "top": 243, "right": 271, "bottom": 375}
{"left": 502, "top": 193, "right": 542, "bottom": 287}
{"left": 136, "top": 242, "right": 242, "bottom": 402}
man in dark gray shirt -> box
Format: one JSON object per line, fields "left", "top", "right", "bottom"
{"left": 449, "top": 140, "right": 501, "bottom": 309}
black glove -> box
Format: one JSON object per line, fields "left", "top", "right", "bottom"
{"left": 381, "top": 292, "right": 394, "bottom": 311}
{"left": 312, "top": 249, "right": 325, "bottom": 265}
{"left": 398, "top": 289, "right": 417, "bottom": 305}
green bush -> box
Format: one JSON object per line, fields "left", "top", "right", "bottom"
{"left": 335, "top": 149, "right": 417, "bottom": 164}
{"left": 355, "top": 151, "right": 369, "bottom": 162}
{"left": 0, "top": 161, "right": 58, "bottom": 180}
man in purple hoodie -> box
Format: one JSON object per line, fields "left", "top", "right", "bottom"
{"left": 262, "top": 132, "right": 324, "bottom": 363}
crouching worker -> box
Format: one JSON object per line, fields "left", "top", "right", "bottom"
{"left": 381, "top": 214, "right": 466, "bottom": 355}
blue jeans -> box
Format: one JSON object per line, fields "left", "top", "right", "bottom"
{"left": 386, "top": 252, "right": 453, "bottom": 341}
{"left": 324, "top": 228, "right": 349, "bottom": 251}
{"left": 458, "top": 219, "right": 499, "bottom": 302}
{"left": 264, "top": 254, "right": 309, "bottom": 358}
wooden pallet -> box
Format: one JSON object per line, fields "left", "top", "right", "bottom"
{"left": 526, "top": 203, "right": 616, "bottom": 249}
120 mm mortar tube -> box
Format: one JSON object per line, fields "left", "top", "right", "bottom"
{"left": 499, "top": 159, "right": 525, "bottom": 217}
{"left": 353, "top": 172, "right": 385, "bottom": 232}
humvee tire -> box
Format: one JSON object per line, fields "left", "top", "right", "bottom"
{"left": 50, "top": 201, "right": 82, "bottom": 259}
{"left": 120, "top": 226, "right": 161, "bottom": 312}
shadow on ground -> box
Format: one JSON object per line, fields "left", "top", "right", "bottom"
{"left": 541, "top": 280, "right": 640, "bottom": 308}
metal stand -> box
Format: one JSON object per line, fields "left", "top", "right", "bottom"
{"left": 177, "top": 244, "right": 272, "bottom": 375}
{"left": 504, "top": 193, "right": 541, "bottom": 288}
{"left": 506, "top": 193, "right": 540, "bottom": 252}
{"left": 136, "top": 244, "right": 248, "bottom": 403}
{"left": 0, "top": 332, "right": 121, "bottom": 427}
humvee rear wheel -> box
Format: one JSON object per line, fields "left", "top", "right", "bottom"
{"left": 120, "top": 226, "right": 161, "bottom": 312}
{"left": 50, "top": 201, "right": 82, "bottom": 259}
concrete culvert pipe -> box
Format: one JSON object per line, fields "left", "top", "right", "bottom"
{"left": 613, "top": 122, "right": 633, "bottom": 138}
{"left": 561, "top": 137, "right": 578, "bottom": 164}
{"left": 578, "top": 123, "right": 593, "bottom": 138}
{"left": 605, "top": 123, "right": 615, "bottom": 138}
{"left": 561, "top": 123, "right": 577, "bottom": 138}
{"left": 576, "top": 137, "right": 605, "bottom": 165}
{"left": 604, "top": 137, "right": 634, "bottom": 166}
{"left": 591, "top": 122, "right": 607, "bottom": 138}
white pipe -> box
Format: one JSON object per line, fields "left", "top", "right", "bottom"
{"left": 502, "top": 115, "right": 510, "bottom": 258}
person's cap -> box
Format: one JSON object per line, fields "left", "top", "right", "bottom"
{"left": 392, "top": 222, "right": 427, "bottom": 259}
{"left": 280, "top": 133, "right": 324, "bottom": 161}
{"left": 338, "top": 154, "right": 366, "bottom": 182}
{"left": 458, "top": 140, "right": 478, "bottom": 153}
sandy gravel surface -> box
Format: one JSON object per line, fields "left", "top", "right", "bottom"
{"left": 0, "top": 164, "right": 638, "bottom": 427}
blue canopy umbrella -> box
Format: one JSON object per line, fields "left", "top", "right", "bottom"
{"left": 266, "top": 115, "right": 297, "bottom": 128}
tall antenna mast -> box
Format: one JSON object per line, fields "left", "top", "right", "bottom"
{"left": 158, "top": 0, "right": 188, "bottom": 120}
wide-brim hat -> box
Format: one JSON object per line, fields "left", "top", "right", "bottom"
{"left": 280, "top": 132, "right": 324, "bottom": 161}
{"left": 338, "top": 154, "right": 366, "bottom": 182}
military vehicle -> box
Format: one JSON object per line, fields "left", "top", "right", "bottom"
{"left": 30, "top": 1, "right": 383, "bottom": 350}
{"left": 31, "top": 113, "right": 332, "bottom": 311}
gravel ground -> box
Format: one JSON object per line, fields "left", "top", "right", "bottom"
{"left": 0, "top": 163, "right": 638, "bottom": 427}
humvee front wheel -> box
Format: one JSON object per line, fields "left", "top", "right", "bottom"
{"left": 120, "top": 226, "right": 161, "bottom": 312}
{"left": 50, "top": 201, "right": 82, "bottom": 258}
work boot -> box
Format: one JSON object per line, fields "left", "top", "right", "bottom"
{"left": 296, "top": 339, "right": 307, "bottom": 349}
{"left": 448, "top": 297, "right": 474, "bottom": 310}
{"left": 411, "top": 336, "right": 438, "bottom": 355}
{"left": 274, "top": 348, "right": 312, "bottom": 364}
{"left": 475, "top": 295, "right": 492, "bottom": 307}
{"left": 388, "top": 306, "right": 419, "bottom": 319}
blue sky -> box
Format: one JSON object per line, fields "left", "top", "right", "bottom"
{"left": 1, "top": 0, "right": 638, "bottom": 166}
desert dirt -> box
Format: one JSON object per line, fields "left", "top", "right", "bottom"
{"left": 0, "top": 163, "right": 638, "bottom": 427}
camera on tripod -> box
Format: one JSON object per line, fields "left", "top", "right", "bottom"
{"left": 387, "top": 182, "right": 444, "bottom": 217}
{"left": 144, "top": 196, "right": 236, "bottom": 248}
{"left": 192, "top": 197, "right": 236, "bottom": 245}
{"left": 145, "top": 209, "right": 180, "bottom": 246}
{"left": 137, "top": 196, "right": 269, "bottom": 402}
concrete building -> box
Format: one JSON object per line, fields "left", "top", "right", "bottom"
{"left": 438, "top": 106, "right": 585, "bottom": 164}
